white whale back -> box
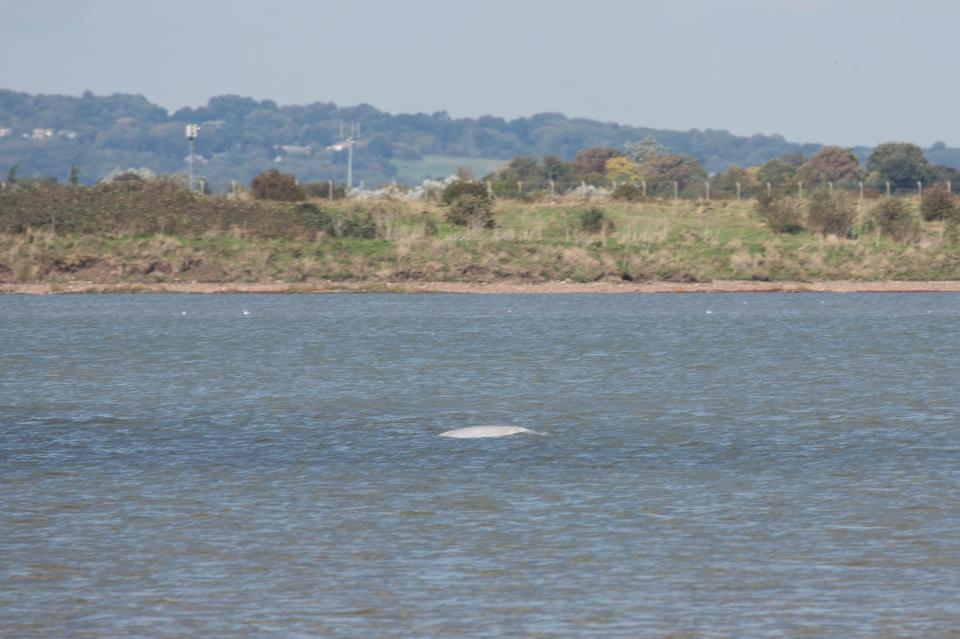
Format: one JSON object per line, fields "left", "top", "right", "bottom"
{"left": 439, "top": 426, "right": 538, "bottom": 439}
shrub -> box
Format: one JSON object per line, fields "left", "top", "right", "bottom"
{"left": 112, "top": 171, "right": 145, "bottom": 182}
{"left": 291, "top": 202, "right": 333, "bottom": 234}
{"left": 420, "top": 211, "right": 439, "bottom": 236}
{"left": 611, "top": 183, "right": 643, "bottom": 202}
{"left": 756, "top": 193, "right": 804, "bottom": 234}
{"left": 441, "top": 181, "right": 494, "bottom": 227}
{"left": 920, "top": 185, "right": 956, "bottom": 222}
{"left": 250, "top": 169, "right": 305, "bottom": 202}
{"left": 577, "top": 207, "right": 615, "bottom": 233}
{"left": 335, "top": 212, "right": 377, "bottom": 239}
{"left": 871, "top": 198, "right": 918, "bottom": 242}
{"left": 440, "top": 180, "right": 488, "bottom": 205}
{"left": 302, "top": 181, "right": 347, "bottom": 200}
{"left": 807, "top": 189, "right": 856, "bottom": 236}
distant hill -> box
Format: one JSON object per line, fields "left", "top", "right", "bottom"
{"left": 2, "top": 89, "right": 959, "bottom": 191}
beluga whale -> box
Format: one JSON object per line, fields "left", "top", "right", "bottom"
{"left": 439, "top": 426, "right": 541, "bottom": 439}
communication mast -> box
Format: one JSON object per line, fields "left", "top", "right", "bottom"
{"left": 185, "top": 124, "right": 199, "bottom": 191}
{"left": 329, "top": 123, "right": 358, "bottom": 189}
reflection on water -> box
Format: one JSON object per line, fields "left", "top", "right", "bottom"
{"left": 2, "top": 293, "right": 960, "bottom": 637}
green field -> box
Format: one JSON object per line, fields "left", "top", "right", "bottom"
{"left": 3, "top": 183, "right": 959, "bottom": 285}
{"left": 392, "top": 155, "right": 507, "bottom": 183}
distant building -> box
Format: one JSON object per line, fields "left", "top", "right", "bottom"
{"left": 278, "top": 144, "right": 312, "bottom": 155}
{"left": 30, "top": 128, "right": 54, "bottom": 139}
{"left": 0, "top": 127, "right": 11, "bottom": 138}
{"left": 57, "top": 130, "right": 78, "bottom": 139}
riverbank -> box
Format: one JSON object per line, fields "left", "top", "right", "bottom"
{"left": 5, "top": 279, "right": 960, "bottom": 295}
{"left": 4, "top": 189, "right": 960, "bottom": 288}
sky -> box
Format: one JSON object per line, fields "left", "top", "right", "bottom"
{"left": 0, "top": 0, "right": 954, "bottom": 147}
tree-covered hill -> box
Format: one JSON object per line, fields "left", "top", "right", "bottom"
{"left": 2, "top": 89, "right": 959, "bottom": 191}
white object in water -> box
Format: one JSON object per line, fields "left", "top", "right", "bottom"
{"left": 242, "top": 310, "right": 250, "bottom": 315}
{"left": 439, "top": 426, "right": 539, "bottom": 439}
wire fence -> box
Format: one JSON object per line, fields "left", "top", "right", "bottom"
{"left": 480, "top": 178, "right": 955, "bottom": 202}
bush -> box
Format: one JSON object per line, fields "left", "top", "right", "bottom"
{"left": 335, "top": 212, "right": 378, "bottom": 239}
{"left": 441, "top": 181, "right": 494, "bottom": 227}
{"left": 112, "top": 171, "right": 145, "bottom": 182}
{"left": 756, "top": 193, "right": 804, "bottom": 234}
{"left": 250, "top": 169, "right": 305, "bottom": 202}
{"left": 872, "top": 198, "right": 918, "bottom": 242}
{"left": 291, "top": 202, "right": 333, "bottom": 234}
{"left": 807, "top": 189, "right": 856, "bottom": 236}
{"left": 577, "top": 207, "right": 615, "bottom": 233}
{"left": 303, "top": 181, "right": 347, "bottom": 200}
{"left": 420, "top": 211, "right": 439, "bottom": 236}
{"left": 440, "top": 180, "right": 488, "bottom": 205}
{"left": 920, "top": 185, "right": 956, "bottom": 222}
{"left": 291, "top": 202, "right": 376, "bottom": 238}
{"left": 611, "top": 183, "right": 643, "bottom": 201}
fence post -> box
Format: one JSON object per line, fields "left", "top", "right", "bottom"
{"left": 798, "top": 181, "right": 803, "bottom": 198}
{"left": 550, "top": 179, "right": 556, "bottom": 197}
{"left": 828, "top": 181, "right": 833, "bottom": 194}
{"left": 886, "top": 182, "right": 891, "bottom": 197}
{"left": 736, "top": 182, "right": 741, "bottom": 201}
{"left": 859, "top": 181, "right": 864, "bottom": 200}
{"left": 673, "top": 181, "right": 679, "bottom": 201}
{"left": 641, "top": 180, "right": 647, "bottom": 198}
{"left": 766, "top": 182, "right": 772, "bottom": 196}
{"left": 487, "top": 180, "right": 494, "bottom": 198}
{"left": 705, "top": 181, "right": 710, "bottom": 201}
{"left": 328, "top": 180, "right": 333, "bottom": 201}
{"left": 948, "top": 181, "right": 953, "bottom": 194}
{"left": 917, "top": 181, "right": 923, "bottom": 196}
{"left": 517, "top": 181, "right": 523, "bottom": 196}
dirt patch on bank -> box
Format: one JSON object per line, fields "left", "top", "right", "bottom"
{"left": 5, "top": 279, "right": 960, "bottom": 295}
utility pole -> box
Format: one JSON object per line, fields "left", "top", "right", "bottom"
{"left": 185, "top": 124, "right": 199, "bottom": 192}
{"left": 347, "top": 139, "right": 353, "bottom": 189}
{"left": 345, "top": 123, "right": 361, "bottom": 189}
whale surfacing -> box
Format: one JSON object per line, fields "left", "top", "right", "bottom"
{"left": 439, "top": 426, "right": 537, "bottom": 439}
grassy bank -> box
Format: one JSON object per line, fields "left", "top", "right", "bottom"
{"left": 2, "top": 184, "right": 959, "bottom": 286}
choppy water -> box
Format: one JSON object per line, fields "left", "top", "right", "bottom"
{"left": 2, "top": 293, "right": 960, "bottom": 638}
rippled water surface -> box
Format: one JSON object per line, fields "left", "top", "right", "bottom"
{"left": 2, "top": 293, "right": 960, "bottom": 638}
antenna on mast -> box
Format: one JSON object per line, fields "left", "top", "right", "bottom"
{"left": 185, "top": 124, "right": 199, "bottom": 191}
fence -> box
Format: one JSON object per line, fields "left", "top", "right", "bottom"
{"left": 485, "top": 178, "right": 954, "bottom": 202}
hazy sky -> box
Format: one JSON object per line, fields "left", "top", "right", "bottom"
{"left": 0, "top": 0, "right": 954, "bottom": 146}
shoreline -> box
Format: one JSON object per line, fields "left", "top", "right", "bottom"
{"left": 5, "top": 279, "right": 960, "bottom": 295}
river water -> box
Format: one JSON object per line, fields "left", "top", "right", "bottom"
{"left": 2, "top": 293, "right": 959, "bottom": 638}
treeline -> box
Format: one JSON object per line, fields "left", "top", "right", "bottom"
{"left": 477, "top": 139, "right": 960, "bottom": 198}
{"left": 8, "top": 88, "right": 960, "bottom": 191}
